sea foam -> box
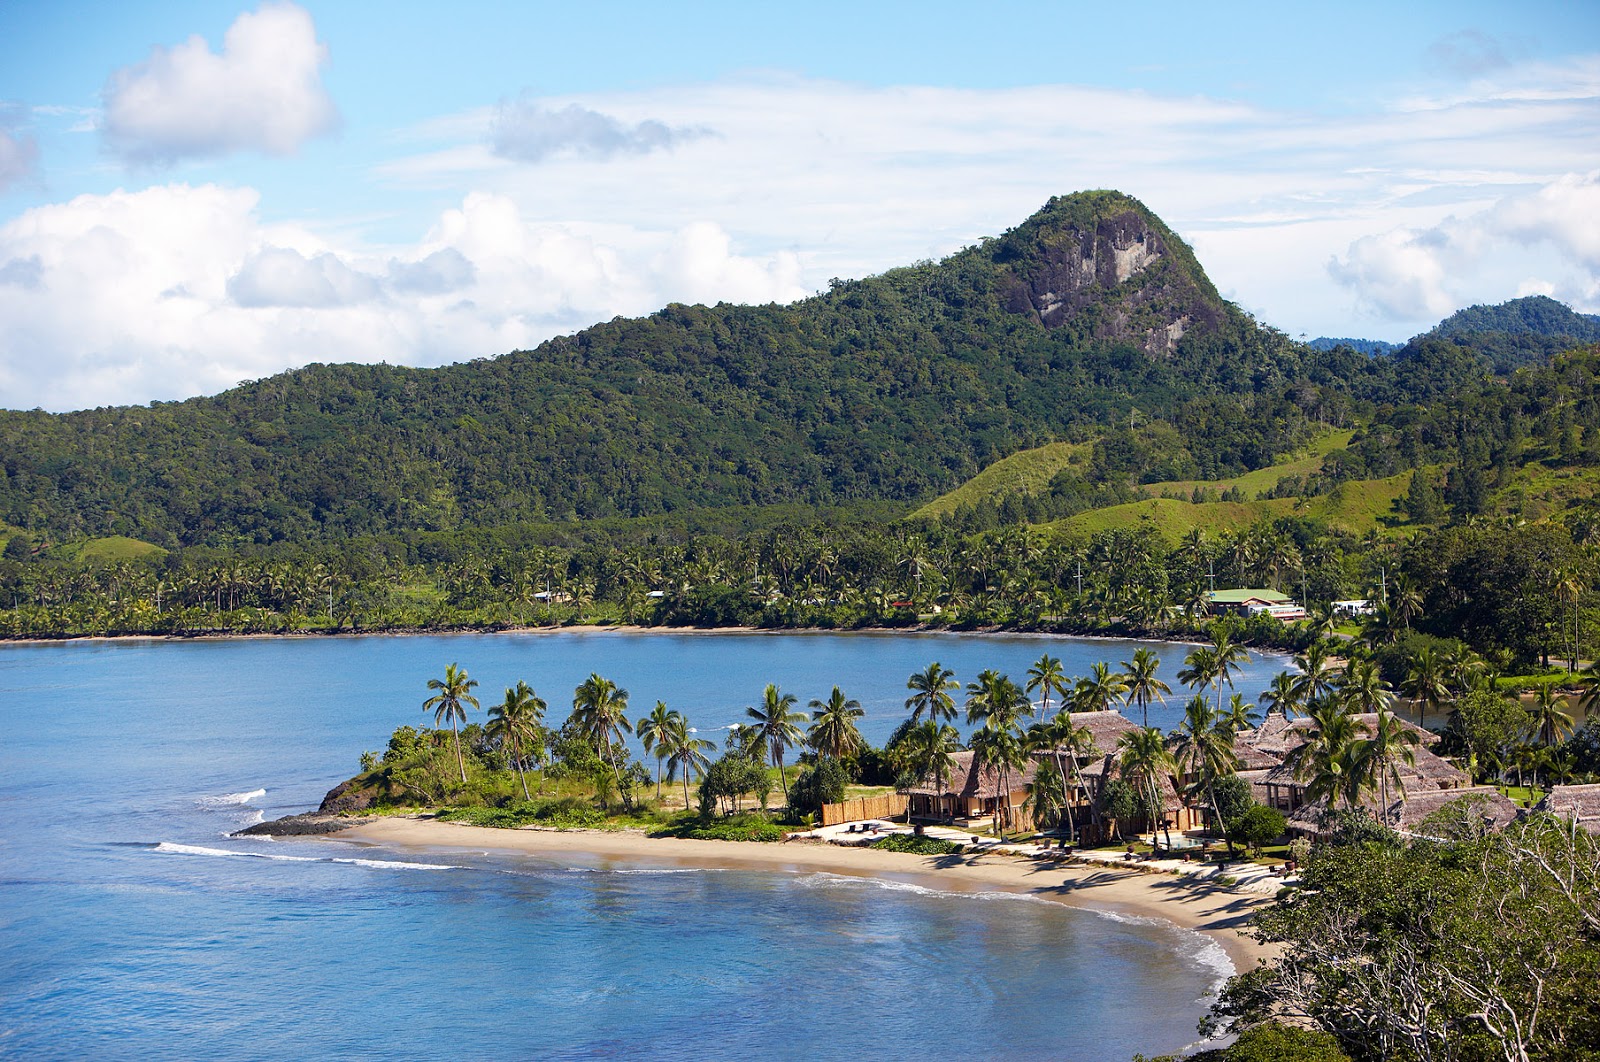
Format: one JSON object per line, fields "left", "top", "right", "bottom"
{"left": 153, "top": 842, "right": 459, "bottom": 872}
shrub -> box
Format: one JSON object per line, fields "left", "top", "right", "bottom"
{"left": 870, "top": 834, "right": 962, "bottom": 856}
{"left": 652, "top": 813, "right": 786, "bottom": 843}
{"left": 788, "top": 759, "right": 849, "bottom": 816}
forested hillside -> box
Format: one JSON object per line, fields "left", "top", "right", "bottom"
{"left": 1, "top": 191, "right": 1311, "bottom": 546}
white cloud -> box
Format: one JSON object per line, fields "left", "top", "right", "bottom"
{"left": 0, "top": 119, "right": 39, "bottom": 191}
{"left": 490, "top": 99, "right": 706, "bottom": 164}
{"left": 0, "top": 185, "right": 809, "bottom": 411}
{"left": 101, "top": 2, "right": 337, "bottom": 164}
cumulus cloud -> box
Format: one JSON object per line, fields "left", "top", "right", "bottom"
{"left": 0, "top": 185, "right": 809, "bottom": 410}
{"left": 1329, "top": 172, "right": 1600, "bottom": 324}
{"left": 101, "top": 2, "right": 337, "bottom": 164}
{"left": 0, "top": 113, "right": 39, "bottom": 190}
{"left": 491, "top": 98, "right": 705, "bottom": 163}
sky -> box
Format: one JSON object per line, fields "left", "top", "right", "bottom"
{"left": 0, "top": 1, "right": 1597, "bottom": 412}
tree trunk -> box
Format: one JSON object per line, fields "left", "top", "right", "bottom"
{"left": 452, "top": 718, "right": 466, "bottom": 784}
{"left": 514, "top": 735, "right": 530, "bottom": 800}
{"left": 1055, "top": 751, "right": 1076, "bottom": 840}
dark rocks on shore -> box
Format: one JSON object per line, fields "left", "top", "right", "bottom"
{"left": 318, "top": 776, "right": 378, "bottom": 814}
{"left": 234, "top": 813, "right": 373, "bottom": 837}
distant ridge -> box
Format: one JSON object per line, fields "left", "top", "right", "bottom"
{"left": 1307, "top": 337, "right": 1401, "bottom": 356}
{"left": 1429, "top": 294, "right": 1600, "bottom": 341}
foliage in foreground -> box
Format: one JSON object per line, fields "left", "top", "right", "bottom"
{"left": 1138, "top": 1022, "right": 1353, "bottom": 1062}
{"left": 1206, "top": 806, "right": 1600, "bottom": 1061}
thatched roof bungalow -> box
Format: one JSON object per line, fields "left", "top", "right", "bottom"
{"left": 1535, "top": 784, "right": 1600, "bottom": 835}
{"left": 904, "top": 750, "right": 1038, "bottom": 828}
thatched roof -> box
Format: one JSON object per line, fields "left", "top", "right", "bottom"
{"left": 1236, "top": 768, "right": 1275, "bottom": 805}
{"left": 1264, "top": 745, "right": 1467, "bottom": 792}
{"left": 1384, "top": 787, "right": 1520, "bottom": 833}
{"left": 903, "top": 750, "right": 1038, "bottom": 799}
{"left": 1535, "top": 784, "right": 1600, "bottom": 835}
{"left": 1285, "top": 712, "right": 1439, "bottom": 747}
{"left": 1033, "top": 710, "right": 1142, "bottom": 759}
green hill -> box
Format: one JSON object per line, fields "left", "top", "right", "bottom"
{"left": 0, "top": 190, "right": 1306, "bottom": 547}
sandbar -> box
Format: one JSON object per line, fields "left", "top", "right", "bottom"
{"left": 327, "top": 817, "right": 1276, "bottom": 972}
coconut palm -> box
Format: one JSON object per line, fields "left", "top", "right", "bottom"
{"left": 1116, "top": 726, "right": 1177, "bottom": 847}
{"left": 423, "top": 662, "right": 480, "bottom": 784}
{"left": 1554, "top": 565, "right": 1586, "bottom": 674}
{"left": 1402, "top": 645, "right": 1450, "bottom": 728}
{"left": 571, "top": 673, "right": 634, "bottom": 807}
{"left": 1025, "top": 712, "right": 1094, "bottom": 840}
{"left": 1171, "top": 696, "right": 1241, "bottom": 854}
{"left": 970, "top": 725, "right": 1026, "bottom": 836}
{"left": 965, "top": 669, "right": 1031, "bottom": 733}
{"left": 1529, "top": 684, "right": 1576, "bottom": 747}
{"left": 1026, "top": 654, "right": 1069, "bottom": 714}
{"left": 661, "top": 715, "right": 715, "bottom": 811}
{"left": 1222, "top": 693, "right": 1260, "bottom": 732}
{"left": 1258, "top": 671, "right": 1301, "bottom": 719}
{"left": 1073, "top": 662, "right": 1129, "bottom": 713}
{"left": 486, "top": 680, "right": 545, "bottom": 800}
{"left": 1285, "top": 699, "right": 1364, "bottom": 811}
{"left": 1292, "top": 639, "right": 1339, "bottom": 708}
{"left": 905, "top": 662, "right": 959, "bottom": 726}
{"left": 900, "top": 719, "right": 961, "bottom": 819}
{"left": 636, "top": 700, "right": 681, "bottom": 801}
{"left": 747, "top": 684, "right": 806, "bottom": 807}
{"left": 1121, "top": 647, "right": 1170, "bottom": 729}
{"left": 1354, "top": 708, "right": 1420, "bottom": 813}
{"left": 1338, "top": 657, "right": 1395, "bottom": 716}
{"left": 808, "top": 686, "right": 866, "bottom": 761}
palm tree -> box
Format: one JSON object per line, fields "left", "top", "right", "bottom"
{"left": 1222, "top": 693, "right": 1260, "bottom": 732}
{"left": 1353, "top": 708, "right": 1420, "bottom": 814}
{"left": 971, "top": 725, "right": 1026, "bottom": 836}
{"left": 900, "top": 719, "right": 960, "bottom": 820}
{"left": 1338, "top": 658, "right": 1394, "bottom": 716}
{"left": 423, "top": 663, "right": 480, "bottom": 784}
{"left": 1171, "top": 696, "right": 1241, "bottom": 854}
{"left": 1402, "top": 645, "right": 1450, "bottom": 728}
{"left": 486, "top": 681, "right": 544, "bottom": 800}
{"left": 1117, "top": 727, "right": 1177, "bottom": 847}
{"left": 965, "top": 669, "right": 1030, "bottom": 733}
{"left": 636, "top": 701, "right": 680, "bottom": 801}
{"left": 1292, "top": 639, "right": 1338, "bottom": 708}
{"left": 1073, "top": 662, "right": 1128, "bottom": 713}
{"left": 1285, "top": 699, "right": 1364, "bottom": 811}
{"left": 571, "top": 673, "right": 634, "bottom": 808}
{"left": 661, "top": 715, "right": 715, "bottom": 811}
{"left": 1529, "top": 684, "right": 1576, "bottom": 747}
{"left": 1121, "top": 647, "right": 1170, "bottom": 729}
{"left": 905, "top": 662, "right": 959, "bottom": 727}
{"left": 1554, "top": 566, "right": 1586, "bottom": 674}
{"left": 1026, "top": 654, "right": 1069, "bottom": 714}
{"left": 1258, "top": 671, "right": 1301, "bottom": 718}
{"left": 1025, "top": 712, "right": 1093, "bottom": 841}
{"left": 1208, "top": 629, "right": 1248, "bottom": 704}
{"left": 747, "top": 684, "right": 806, "bottom": 808}
{"left": 808, "top": 686, "right": 865, "bottom": 761}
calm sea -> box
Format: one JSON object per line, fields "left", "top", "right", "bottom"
{"left": 0, "top": 631, "right": 1286, "bottom": 1060}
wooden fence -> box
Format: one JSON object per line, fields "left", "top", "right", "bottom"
{"left": 820, "top": 793, "right": 908, "bottom": 827}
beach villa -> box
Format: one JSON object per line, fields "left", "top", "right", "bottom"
{"left": 904, "top": 750, "right": 1038, "bottom": 830}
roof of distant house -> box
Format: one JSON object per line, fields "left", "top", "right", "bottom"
{"left": 1207, "top": 588, "right": 1293, "bottom": 605}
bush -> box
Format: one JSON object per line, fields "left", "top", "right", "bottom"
{"left": 788, "top": 759, "right": 849, "bottom": 816}
{"left": 436, "top": 796, "right": 606, "bottom": 830}
{"left": 651, "top": 813, "right": 787, "bottom": 843}
{"left": 1230, "top": 805, "right": 1287, "bottom": 854}
{"left": 870, "top": 834, "right": 962, "bottom": 856}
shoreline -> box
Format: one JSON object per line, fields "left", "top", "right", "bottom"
{"left": 324, "top": 817, "right": 1276, "bottom": 974}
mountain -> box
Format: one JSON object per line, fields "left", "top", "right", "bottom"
{"left": 0, "top": 191, "right": 1311, "bottom": 547}
{"left": 1418, "top": 295, "right": 1600, "bottom": 373}
{"left": 1307, "top": 337, "right": 1401, "bottom": 356}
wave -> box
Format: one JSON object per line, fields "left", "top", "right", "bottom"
{"left": 562, "top": 865, "right": 724, "bottom": 876}
{"left": 152, "top": 841, "right": 459, "bottom": 872}
{"left": 199, "top": 788, "right": 266, "bottom": 808}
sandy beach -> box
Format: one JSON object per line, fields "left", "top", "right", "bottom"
{"left": 327, "top": 817, "right": 1276, "bottom": 972}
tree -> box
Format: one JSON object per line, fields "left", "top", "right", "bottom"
{"left": 1230, "top": 804, "right": 1286, "bottom": 856}
{"left": 1121, "top": 647, "right": 1170, "bottom": 728}
{"left": 1553, "top": 564, "right": 1586, "bottom": 674}
{"left": 1448, "top": 689, "right": 1532, "bottom": 781}
{"left": 1284, "top": 699, "right": 1364, "bottom": 811}
{"left": 904, "top": 662, "right": 958, "bottom": 726}
{"left": 571, "top": 673, "right": 635, "bottom": 809}
{"left": 1171, "top": 696, "right": 1241, "bottom": 854}
{"left": 1073, "top": 661, "right": 1129, "bottom": 713}
{"left": 423, "top": 662, "right": 480, "bottom": 784}
{"left": 1258, "top": 671, "right": 1301, "bottom": 719}
{"left": 636, "top": 700, "right": 680, "bottom": 801}
{"left": 1529, "top": 684, "right": 1575, "bottom": 748}
{"left": 1117, "top": 726, "right": 1177, "bottom": 847}
{"left": 807, "top": 686, "right": 865, "bottom": 761}
{"left": 1026, "top": 654, "right": 1069, "bottom": 714}
{"left": 1223, "top": 693, "right": 1260, "bottom": 732}
{"left": 898, "top": 719, "right": 960, "bottom": 819}
{"left": 1291, "top": 639, "right": 1338, "bottom": 709}
{"left": 971, "top": 725, "right": 1026, "bottom": 835}
{"left": 1337, "top": 657, "right": 1394, "bottom": 717}
{"left": 1352, "top": 708, "right": 1418, "bottom": 813}
{"left": 1401, "top": 644, "right": 1450, "bottom": 729}
{"left": 661, "top": 714, "right": 714, "bottom": 811}
{"left": 746, "top": 683, "right": 805, "bottom": 809}
{"left": 789, "top": 758, "right": 849, "bottom": 817}
{"left": 1099, "top": 777, "right": 1138, "bottom": 842}
{"left": 486, "top": 680, "right": 544, "bottom": 800}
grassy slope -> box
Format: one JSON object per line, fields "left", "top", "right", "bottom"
{"left": 913, "top": 441, "right": 1094, "bottom": 518}
{"left": 1139, "top": 429, "right": 1355, "bottom": 497}
{"left": 55, "top": 536, "right": 167, "bottom": 563}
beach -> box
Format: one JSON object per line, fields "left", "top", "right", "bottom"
{"left": 326, "top": 817, "right": 1277, "bottom": 972}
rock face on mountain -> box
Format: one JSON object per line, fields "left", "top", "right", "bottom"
{"left": 995, "top": 192, "right": 1226, "bottom": 357}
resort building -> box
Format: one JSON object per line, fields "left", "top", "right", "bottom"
{"left": 1535, "top": 784, "right": 1600, "bottom": 835}
{"left": 904, "top": 750, "right": 1038, "bottom": 830}
{"left": 1204, "top": 588, "right": 1306, "bottom": 621}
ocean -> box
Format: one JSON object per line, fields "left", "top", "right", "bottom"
{"left": 0, "top": 631, "right": 1284, "bottom": 1060}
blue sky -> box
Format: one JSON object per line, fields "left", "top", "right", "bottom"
{"left": 0, "top": 1, "right": 1597, "bottom": 410}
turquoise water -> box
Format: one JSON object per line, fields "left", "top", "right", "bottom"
{"left": 0, "top": 631, "right": 1282, "bottom": 1060}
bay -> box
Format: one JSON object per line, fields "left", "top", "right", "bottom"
{"left": 0, "top": 630, "right": 1286, "bottom": 1060}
